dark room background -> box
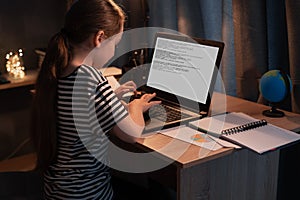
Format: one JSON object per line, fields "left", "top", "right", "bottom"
{"left": 0, "top": 0, "right": 66, "bottom": 73}
{"left": 0, "top": 0, "right": 66, "bottom": 160}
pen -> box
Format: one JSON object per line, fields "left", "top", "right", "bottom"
{"left": 205, "top": 134, "right": 241, "bottom": 149}
{"left": 211, "top": 111, "right": 230, "bottom": 117}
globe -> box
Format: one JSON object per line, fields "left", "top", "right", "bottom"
{"left": 259, "top": 69, "right": 292, "bottom": 117}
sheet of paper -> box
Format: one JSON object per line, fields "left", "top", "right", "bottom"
{"left": 106, "top": 76, "right": 120, "bottom": 91}
{"left": 206, "top": 134, "right": 241, "bottom": 149}
{"left": 158, "top": 125, "right": 222, "bottom": 151}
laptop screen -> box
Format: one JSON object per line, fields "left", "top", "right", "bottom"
{"left": 146, "top": 32, "right": 224, "bottom": 109}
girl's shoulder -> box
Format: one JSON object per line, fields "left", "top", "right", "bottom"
{"left": 78, "top": 64, "right": 106, "bottom": 83}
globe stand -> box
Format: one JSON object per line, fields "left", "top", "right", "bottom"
{"left": 262, "top": 105, "right": 285, "bottom": 118}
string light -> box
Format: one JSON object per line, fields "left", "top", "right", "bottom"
{"left": 5, "top": 48, "right": 25, "bottom": 79}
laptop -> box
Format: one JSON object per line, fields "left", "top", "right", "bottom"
{"left": 125, "top": 32, "right": 225, "bottom": 134}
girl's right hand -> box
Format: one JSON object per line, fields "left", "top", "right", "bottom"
{"left": 112, "top": 93, "right": 161, "bottom": 143}
{"left": 129, "top": 93, "right": 161, "bottom": 113}
{"left": 127, "top": 93, "right": 161, "bottom": 126}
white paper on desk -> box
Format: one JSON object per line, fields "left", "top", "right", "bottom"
{"left": 106, "top": 76, "right": 120, "bottom": 91}
{"left": 189, "top": 113, "right": 243, "bottom": 149}
{"left": 158, "top": 125, "right": 222, "bottom": 151}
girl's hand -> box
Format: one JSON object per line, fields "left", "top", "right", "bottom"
{"left": 114, "top": 81, "right": 137, "bottom": 99}
{"left": 129, "top": 93, "right": 161, "bottom": 113}
{"left": 112, "top": 93, "right": 161, "bottom": 142}
{"left": 128, "top": 93, "right": 161, "bottom": 126}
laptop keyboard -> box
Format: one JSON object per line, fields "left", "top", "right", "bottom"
{"left": 149, "top": 104, "right": 191, "bottom": 123}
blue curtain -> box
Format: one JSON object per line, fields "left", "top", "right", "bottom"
{"left": 233, "top": 0, "right": 300, "bottom": 113}
{"left": 146, "top": 0, "right": 300, "bottom": 113}
{"left": 285, "top": 0, "right": 300, "bottom": 113}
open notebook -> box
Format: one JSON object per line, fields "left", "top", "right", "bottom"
{"left": 189, "top": 112, "right": 300, "bottom": 154}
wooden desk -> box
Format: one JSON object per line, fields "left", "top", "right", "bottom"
{"left": 137, "top": 92, "right": 300, "bottom": 200}
{"left": 1, "top": 92, "right": 299, "bottom": 199}
{"left": 0, "top": 70, "right": 38, "bottom": 91}
{"left": 0, "top": 153, "right": 36, "bottom": 172}
{"left": 0, "top": 67, "right": 121, "bottom": 91}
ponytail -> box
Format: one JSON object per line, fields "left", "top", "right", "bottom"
{"left": 31, "top": 31, "right": 70, "bottom": 171}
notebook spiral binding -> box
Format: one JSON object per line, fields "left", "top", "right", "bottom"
{"left": 221, "top": 119, "right": 268, "bottom": 135}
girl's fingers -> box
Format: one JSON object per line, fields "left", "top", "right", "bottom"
{"left": 141, "top": 93, "right": 156, "bottom": 102}
{"left": 123, "top": 81, "right": 137, "bottom": 89}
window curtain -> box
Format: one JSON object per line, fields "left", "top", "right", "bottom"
{"left": 232, "top": 0, "right": 300, "bottom": 113}
{"left": 148, "top": 0, "right": 236, "bottom": 96}
{"left": 285, "top": 1, "right": 300, "bottom": 113}
{"left": 147, "top": 0, "right": 300, "bottom": 113}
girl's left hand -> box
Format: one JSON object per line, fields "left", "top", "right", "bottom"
{"left": 114, "top": 81, "right": 137, "bottom": 99}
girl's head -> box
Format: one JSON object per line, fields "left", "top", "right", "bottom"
{"left": 64, "top": 0, "right": 125, "bottom": 45}
{"left": 44, "top": 0, "right": 125, "bottom": 78}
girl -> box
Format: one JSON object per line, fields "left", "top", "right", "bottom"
{"left": 31, "top": 0, "right": 160, "bottom": 199}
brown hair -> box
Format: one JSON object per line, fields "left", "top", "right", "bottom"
{"left": 31, "top": 0, "right": 125, "bottom": 171}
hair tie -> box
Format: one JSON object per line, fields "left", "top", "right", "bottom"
{"left": 60, "top": 28, "right": 70, "bottom": 48}
{"left": 60, "top": 28, "right": 69, "bottom": 37}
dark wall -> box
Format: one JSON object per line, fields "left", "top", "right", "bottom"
{"left": 0, "top": 0, "right": 67, "bottom": 160}
{"left": 0, "top": 0, "right": 67, "bottom": 73}
{"left": 116, "top": 0, "right": 149, "bottom": 29}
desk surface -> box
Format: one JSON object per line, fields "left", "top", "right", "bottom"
{"left": 137, "top": 92, "right": 300, "bottom": 168}
{"left": 1, "top": 92, "right": 300, "bottom": 171}
{"left": 1, "top": 92, "right": 297, "bottom": 200}
{"left": 0, "top": 69, "right": 38, "bottom": 90}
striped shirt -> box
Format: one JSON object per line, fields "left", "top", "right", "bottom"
{"left": 44, "top": 65, "right": 128, "bottom": 199}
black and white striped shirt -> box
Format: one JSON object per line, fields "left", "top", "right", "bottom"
{"left": 44, "top": 65, "right": 128, "bottom": 199}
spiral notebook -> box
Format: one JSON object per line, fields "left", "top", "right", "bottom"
{"left": 189, "top": 112, "right": 300, "bottom": 154}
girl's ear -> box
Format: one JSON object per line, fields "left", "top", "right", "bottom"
{"left": 94, "top": 30, "right": 105, "bottom": 47}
